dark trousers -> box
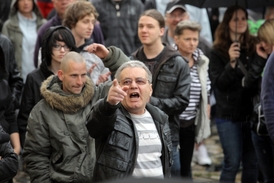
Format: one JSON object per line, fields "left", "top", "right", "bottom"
{"left": 179, "top": 123, "right": 196, "bottom": 180}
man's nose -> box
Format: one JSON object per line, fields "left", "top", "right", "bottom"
{"left": 76, "top": 76, "right": 83, "bottom": 85}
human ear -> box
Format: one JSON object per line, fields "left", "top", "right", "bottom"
{"left": 57, "top": 70, "right": 64, "bottom": 81}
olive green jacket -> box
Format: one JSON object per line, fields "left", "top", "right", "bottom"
{"left": 2, "top": 0, "right": 46, "bottom": 74}
{"left": 23, "top": 75, "right": 110, "bottom": 183}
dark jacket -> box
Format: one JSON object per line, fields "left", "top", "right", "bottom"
{"left": 92, "top": 0, "right": 144, "bottom": 56}
{"left": 143, "top": 0, "right": 156, "bottom": 10}
{"left": 0, "top": 79, "right": 18, "bottom": 135}
{"left": 17, "top": 60, "right": 52, "bottom": 147}
{"left": 262, "top": 52, "right": 274, "bottom": 142}
{"left": 0, "top": 54, "right": 18, "bottom": 181}
{"left": 210, "top": 48, "right": 261, "bottom": 121}
{"left": 99, "top": 45, "right": 191, "bottom": 143}
{"left": 0, "top": 34, "right": 23, "bottom": 109}
{"left": 87, "top": 98, "right": 172, "bottom": 182}
{"left": 0, "top": 0, "right": 12, "bottom": 30}
{"left": 131, "top": 45, "right": 191, "bottom": 143}
{"left": 17, "top": 26, "right": 68, "bottom": 147}
{"left": 0, "top": 125, "right": 18, "bottom": 183}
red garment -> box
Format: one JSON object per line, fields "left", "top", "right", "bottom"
{"left": 37, "top": 1, "right": 54, "bottom": 18}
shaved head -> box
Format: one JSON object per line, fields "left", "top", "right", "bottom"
{"left": 58, "top": 51, "right": 87, "bottom": 94}
{"left": 60, "top": 51, "right": 86, "bottom": 72}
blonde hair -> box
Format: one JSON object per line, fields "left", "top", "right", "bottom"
{"left": 258, "top": 19, "right": 274, "bottom": 45}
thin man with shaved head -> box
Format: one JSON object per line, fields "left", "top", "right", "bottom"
{"left": 23, "top": 51, "right": 118, "bottom": 183}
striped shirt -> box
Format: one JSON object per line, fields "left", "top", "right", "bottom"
{"left": 179, "top": 49, "right": 211, "bottom": 120}
{"left": 130, "top": 110, "right": 164, "bottom": 179}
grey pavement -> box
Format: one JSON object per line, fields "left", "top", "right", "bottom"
{"left": 13, "top": 124, "right": 242, "bottom": 183}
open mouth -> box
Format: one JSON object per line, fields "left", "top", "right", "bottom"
{"left": 130, "top": 92, "right": 140, "bottom": 98}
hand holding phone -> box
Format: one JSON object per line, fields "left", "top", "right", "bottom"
{"left": 228, "top": 42, "right": 241, "bottom": 61}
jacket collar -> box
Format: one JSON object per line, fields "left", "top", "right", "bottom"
{"left": 41, "top": 75, "right": 95, "bottom": 113}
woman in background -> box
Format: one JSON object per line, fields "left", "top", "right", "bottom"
{"left": 2, "top": 0, "right": 46, "bottom": 82}
{"left": 174, "top": 20, "right": 211, "bottom": 180}
{"left": 210, "top": 5, "right": 266, "bottom": 183}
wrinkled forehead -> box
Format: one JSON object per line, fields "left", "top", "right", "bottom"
{"left": 120, "top": 67, "right": 148, "bottom": 79}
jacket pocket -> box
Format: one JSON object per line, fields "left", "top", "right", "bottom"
{"left": 97, "top": 154, "right": 128, "bottom": 172}
{"left": 108, "top": 122, "right": 133, "bottom": 151}
{"left": 155, "top": 74, "right": 177, "bottom": 98}
{"left": 52, "top": 150, "right": 63, "bottom": 164}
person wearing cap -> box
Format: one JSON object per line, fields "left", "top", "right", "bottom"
{"left": 163, "top": 0, "right": 212, "bottom": 58}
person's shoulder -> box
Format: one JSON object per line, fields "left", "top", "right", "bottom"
{"left": 200, "top": 54, "right": 209, "bottom": 63}
{"left": 91, "top": 0, "right": 102, "bottom": 5}
{"left": 147, "top": 103, "right": 168, "bottom": 118}
{"left": 0, "top": 33, "right": 10, "bottom": 42}
{"left": 172, "top": 55, "right": 188, "bottom": 66}
{"left": 131, "top": 0, "right": 144, "bottom": 5}
{"left": 0, "top": 34, "right": 12, "bottom": 49}
{"left": 30, "top": 98, "right": 49, "bottom": 114}
{"left": 38, "top": 17, "right": 47, "bottom": 26}
{"left": 37, "top": 18, "right": 55, "bottom": 34}
{"left": 25, "top": 68, "right": 43, "bottom": 83}
{"left": 2, "top": 18, "right": 12, "bottom": 27}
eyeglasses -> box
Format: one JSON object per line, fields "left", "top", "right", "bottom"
{"left": 53, "top": 44, "right": 71, "bottom": 51}
{"left": 120, "top": 78, "right": 150, "bottom": 86}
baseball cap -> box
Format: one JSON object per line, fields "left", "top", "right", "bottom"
{"left": 165, "top": 0, "right": 187, "bottom": 14}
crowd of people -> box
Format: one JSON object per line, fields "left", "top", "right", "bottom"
{"left": 1, "top": 0, "right": 274, "bottom": 183}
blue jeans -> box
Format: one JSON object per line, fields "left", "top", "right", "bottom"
{"left": 215, "top": 118, "right": 258, "bottom": 183}
{"left": 252, "top": 132, "right": 274, "bottom": 183}
{"left": 171, "top": 143, "right": 180, "bottom": 177}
